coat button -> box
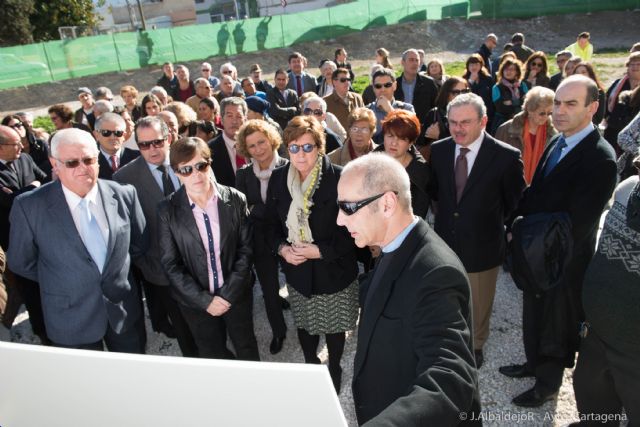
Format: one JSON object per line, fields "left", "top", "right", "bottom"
{"left": 453, "top": 212, "right": 459, "bottom": 218}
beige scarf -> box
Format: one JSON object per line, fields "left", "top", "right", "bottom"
{"left": 286, "top": 156, "right": 323, "bottom": 244}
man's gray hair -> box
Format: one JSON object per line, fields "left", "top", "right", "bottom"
{"left": 321, "top": 61, "right": 337, "bottom": 72}
{"left": 135, "top": 116, "right": 169, "bottom": 142}
{"left": 447, "top": 92, "right": 487, "bottom": 120}
{"left": 150, "top": 86, "right": 168, "bottom": 98}
{"left": 342, "top": 152, "right": 412, "bottom": 213}
{"left": 50, "top": 128, "right": 99, "bottom": 159}
{"left": 94, "top": 100, "right": 114, "bottom": 115}
{"left": 557, "top": 74, "right": 599, "bottom": 105}
{"left": 220, "top": 97, "right": 248, "bottom": 117}
{"left": 402, "top": 48, "right": 419, "bottom": 61}
{"left": 303, "top": 96, "right": 327, "bottom": 112}
{"left": 555, "top": 50, "right": 572, "bottom": 59}
{"left": 220, "top": 62, "right": 237, "bottom": 75}
{"left": 95, "top": 112, "right": 125, "bottom": 131}
{"left": 486, "top": 33, "right": 497, "bottom": 42}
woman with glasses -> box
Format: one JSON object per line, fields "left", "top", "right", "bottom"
{"left": 158, "top": 136, "right": 260, "bottom": 361}
{"left": 376, "top": 110, "right": 431, "bottom": 218}
{"left": 328, "top": 107, "right": 377, "bottom": 166}
{"left": 491, "top": 57, "right": 529, "bottom": 134}
{"left": 571, "top": 62, "right": 607, "bottom": 125}
{"left": 235, "top": 120, "right": 289, "bottom": 355}
{"left": 141, "top": 93, "right": 164, "bottom": 118}
{"left": 496, "top": 86, "right": 556, "bottom": 184}
{"left": 420, "top": 77, "right": 470, "bottom": 160}
{"left": 2, "top": 115, "right": 51, "bottom": 177}
{"left": 266, "top": 116, "right": 358, "bottom": 393}
{"left": 523, "top": 52, "right": 551, "bottom": 89}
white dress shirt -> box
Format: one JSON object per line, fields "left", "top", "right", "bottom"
{"left": 222, "top": 132, "right": 238, "bottom": 173}
{"left": 61, "top": 183, "right": 109, "bottom": 245}
{"left": 454, "top": 131, "right": 485, "bottom": 176}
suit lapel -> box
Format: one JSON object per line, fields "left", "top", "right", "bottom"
{"left": 0, "top": 163, "right": 20, "bottom": 188}
{"left": 354, "top": 221, "right": 427, "bottom": 377}
{"left": 98, "top": 181, "right": 118, "bottom": 265}
{"left": 442, "top": 139, "right": 457, "bottom": 204}
{"left": 216, "top": 184, "right": 232, "bottom": 252}
{"left": 136, "top": 157, "right": 164, "bottom": 197}
{"left": 46, "top": 181, "right": 89, "bottom": 256}
{"left": 459, "top": 134, "right": 495, "bottom": 202}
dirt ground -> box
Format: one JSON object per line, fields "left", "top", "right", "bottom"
{"left": 1, "top": 10, "right": 639, "bottom": 116}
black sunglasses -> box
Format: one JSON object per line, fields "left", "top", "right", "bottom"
{"left": 303, "top": 108, "right": 323, "bottom": 116}
{"left": 137, "top": 138, "right": 166, "bottom": 150}
{"left": 175, "top": 160, "right": 210, "bottom": 176}
{"left": 288, "top": 143, "right": 316, "bottom": 154}
{"left": 337, "top": 191, "right": 397, "bottom": 215}
{"left": 9, "top": 122, "right": 23, "bottom": 129}
{"left": 450, "top": 88, "right": 471, "bottom": 95}
{"left": 334, "top": 77, "right": 351, "bottom": 83}
{"left": 373, "top": 82, "right": 394, "bottom": 89}
{"left": 56, "top": 157, "right": 98, "bottom": 169}
{"left": 99, "top": 129, "right": 125, "bottom": 137}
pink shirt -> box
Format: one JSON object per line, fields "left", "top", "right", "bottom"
{"left": 189, "top": 190, "right": 225, "bottom": 293}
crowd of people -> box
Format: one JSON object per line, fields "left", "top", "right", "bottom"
{"left": 1, "top": 31, "right": 640, "bottom": 426}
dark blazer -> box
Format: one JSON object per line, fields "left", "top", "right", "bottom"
{"left": 353, "top": 219, "right": 480, "bottom": 426}
{"left": 98, "top": 148, "right": 140, "bottom": 180}
{"left": 287, "top": 71, "right": 318, "bottom": 95}
{"left": 74, "top": 108, "right": 96, "bottom": 130}
{"left": 265, "top": 156, "right": 358, "bottom": 297}
{"left": 157, "top": 183, "right": 253, "bottom": 311}
{"left": 429, "top": 133, "right": 525, "bottom": 272}
{"left": 7, "top": 180, "right": 147, "bottom": 346}
{"left": 515, "top": 129, "right": 617, "bottom": 355}
{"left": 0, "top": 153, "right": 47, "bottom": 251}
{"left": 549, "top": 72, "right": 563, "bottom": 91}
{"left": 208, "top": 134, "right": 237, "bottom": 188}
{"left": 113, "top": 156, "right": 178, "bottom": 285}
{"left": 394, "top": 73, "right": 439, "bottom": 123}
{"left": 236, "top": 156, "right": 288, "bottom": 224}
{"left": 267, "top": 87, "right": 299, "bottom": 130}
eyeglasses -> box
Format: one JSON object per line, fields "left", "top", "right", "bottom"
{"left": 221, "top": 70, "right": 233, "bottom": 74}
{"left": 337, "top": 191, "right": 397, "bottom": 215}
{"left": 137, "top": 138, "right": 166, "bottom": 150}
{"left": 334, "top": 77, "right": 351, "bottom": 83}
{"left": 303, "top": 108, "right": 323, "bottom": 116}
{"left": 450, "top": 88, "right": 471, "bottom": 95}
{"left": 349, "top": 126, "right": 370, "bottom": 134}
{"left": 8, "top": 122, "right": 23, "bottom": 129}
{"left": 99, "top": 129, "right": 125, "bottom": 138}
{"left": 373, "top": 82, "right": 394, "bottom": 89}
{"left": 55, "top": 157, "right": 98, "bottom": 168}
{"left": 288, "top": 143, "right": 316, "bottom": 154}
{"left": 530, "top": 62, "right": 544, "bottom": 68}
{"left": 201, "top": 69, "right": 211, "bottom": 72}
{"left": 175, "top": 160, "right": 210, "bottom": 176}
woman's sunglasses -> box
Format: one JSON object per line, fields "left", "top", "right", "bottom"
{"left": 288, "top": 143, "right": 316, "bottom": 154}
{"left": 176, "top": 160, "right": 210, "bottom": 176}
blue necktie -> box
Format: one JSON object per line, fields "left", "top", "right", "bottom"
{"left": 77, "top": 198, "right": 107, "bottom": 272}
{"left": 544, "top": 137, "right": 567, "bottom": 177}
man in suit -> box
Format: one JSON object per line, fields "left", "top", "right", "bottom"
{"left": 429, "top": 93, "right": 526, "bottom": 368}
{"left": 94, "top": 113, "right": 139, "bottom": 180}
{"left": 499, "top": 75, "right": 618, "bottom": 407}
{"left": 337, "top": 153, "right": 480, "bottom": 426}
{"left": 394, "top": 49, "right": 438, "bottom": 126}
{"left": 113, "top": 117, "right": 197, "bottom": 357}
{"left": 208, "top": 97, "right": 248, "bottom": 188}
{"left": 0, "top": 125, "right": 49, "bottom": 339}
{"left": 267, "top": 69, "right": 299, "bottom": 131}
{"left": 287, "top": 51, "right": 317, "bottom": 97}
{"left": 324, "top": 68, "right": 364, "bottom": 130}
{"left": 8, "top": 128, "right": 148, "bottom": 352}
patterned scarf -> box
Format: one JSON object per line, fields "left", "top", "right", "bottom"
{"left": 501, "top": 78, "right": 520, "bottom": 101}
{"left": 286, "top": 155, "right": 323, "bottom": 244}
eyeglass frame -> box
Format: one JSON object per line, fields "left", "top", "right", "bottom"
{"left": 337, "top": 191, "right": 398, "bottom": 216}
{"left": 288, "top": 143, "right": 316, "bottom": 154}
{"left": 54, "top": 156, "right": 99, "bottom": 169}
{"left": 137, "top": 138, "right": 167, "bottom": 150}
{"left": 175, "top": 160, "right": 211, "bottom": 176}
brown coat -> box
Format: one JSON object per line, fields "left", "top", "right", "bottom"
{"left": 328, "top": 139, "right": 378, "bottom": 166}
{"left": 323, "top": 91, "right": 364, "bottom": 130}
{"left": 495, "top": 111, "right": 557, "bottom": 153}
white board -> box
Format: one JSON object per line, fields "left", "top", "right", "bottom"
{"left": 0, "top": 342, "right": 347, "bottom": 427}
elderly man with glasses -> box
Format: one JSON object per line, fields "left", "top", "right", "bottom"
{"left": 302, "top": 96, "right": 342, "bottom": 152}
{"left": 93, "top": 113, "right": 140, "bottom": 180}
{"left": 8, "top": 128, "right": 148, "bottom": 353}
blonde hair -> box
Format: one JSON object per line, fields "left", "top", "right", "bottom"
{"left": 236, "top": 120, "right": 283, "bottom": 158}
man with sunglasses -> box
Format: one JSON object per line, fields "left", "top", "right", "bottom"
{"left": 336, "top": 153, "right": 480, "bottom": 425}
{"left": 323, "top": 68, "right": 364, "bottom": 131}
{"left": 366, "top": 68, "right": 415, "bottom": 142}
{"left": 302, "top": 96, "right": 342, "bottom": 152}
{"left": 113, "top": 117, "right": 197, "bottom": 357}
{"left": 0, "top": 125, "right": 49, "bottom": 340}
{"left": 429, "top": 93, "right": 525, "bottom": 369}
{"left": 94, "top": 113, "right": 139, "bottom": 180}
{"left": 394, "top": 49, "right": 438, "bottom": 128}
{"left": 8, "top": 128, "right": 148, "bottom": 353}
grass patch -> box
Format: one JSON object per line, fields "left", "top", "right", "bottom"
{"left": 34, "top": 116, "right": 55, "bottom": 134}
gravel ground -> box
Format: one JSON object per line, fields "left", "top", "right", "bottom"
{"left": 2, "top": 266, "right": 583, "bottom": 426}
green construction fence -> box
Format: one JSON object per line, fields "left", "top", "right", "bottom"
{"left": 0, "top": 0, "right": 637, "bottom": 90}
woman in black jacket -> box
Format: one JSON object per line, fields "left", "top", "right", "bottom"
{"left": 464, "top": 54, "right": 495, "bottom": 128}
{"left": 236, "top": 120, "right": 289, "bottom": 355}
{"left": 158, "top": 137, "right": 260, "bottom": 361}
{"left": 266, "top": 116, "right": 358, "bottom": 393}
{"left": 377, "top": 110, "right": 431, "bottom": 218}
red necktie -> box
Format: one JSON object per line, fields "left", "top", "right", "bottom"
{"left": 296, "top": 75, "right": 303, "bottom": 96}
{"left": 110, "top": 154, "right": 118, "bottom": 172}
